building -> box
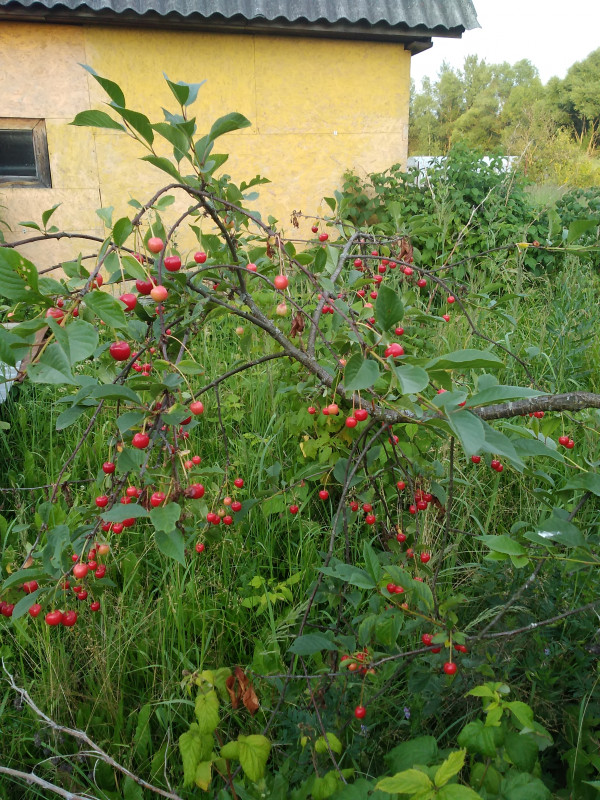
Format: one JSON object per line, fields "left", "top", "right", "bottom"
{"left": 0, "top": 0, "right": 479, "bottom": 264}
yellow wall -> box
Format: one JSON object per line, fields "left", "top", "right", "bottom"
{"left": 0, "top": 21, "right": 410, "bottom": 266}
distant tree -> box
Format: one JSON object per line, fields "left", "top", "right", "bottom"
{"left": 560, "top": 48, "right": 600, "bottom": 152}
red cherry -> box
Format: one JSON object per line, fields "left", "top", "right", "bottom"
{"left": 94, "top": 565, "right": 106, "bottom": 579}
{"left": 90, "top": 601, "right": 101, "bottom": 612}
{"left": 558, "top": 435, "right": 569, "bottom": 446}
{"left": 454, "top": 644, "right": 468, "bottom": 654}
{"left": 234, "top": 478, "right": 244, "bottom": 489}
{"left": 150, "top": 491, "right": 166, "bottom": 507}
{"left": 147, "top": 236, "right": 164, "bottom": 253}
{"left": 318, "top": 489, "right": 329, "bottom": 500}
{"left": 416, "top": 499, "right": 428, "bottom": 511}
{"left": 188, "top": 483, "right": 205, "bottom": 499}
{"left": 29, "top": 603, "right": 42, "bottom": 618}
{"left": 222, "top": 515, "right": 234, "bottom": 526}
{"left": 417, "top": 278, "right": 427, "bottom": 288}
{"left": 350, "top": 501, "right": 359, "bottom": 512}
{"left": 231, "top": 501, "right": 242, "bottom": 512}
{"left": 289, "top": 504, "right": 299, "bottom": 515}
{"left": 102, "top": 462, "right": 116, "bottom": 474}
{"left": 396, "top": 481, "right": 406, "bottom": 491}
{"left": 420, "top": 552, "right": 431, "bottom": 564}
{"left": 421, "top": 633, "right": 433, "bottom": 646}
{"left": 194, "top": 251, "right": 207, "bottom": 264}
{"left": 442, "top": 314, "right": 450, "bottom": 322}
{"left": 396, "top": 531, "right": 407, "bottom": 543}
{"left": 112, "top": 522, "right": 124, "bottom": 534}
{"left": 136, "top": 278, "right": 153, "bottom": 295}
{"left": 126, "top": 486, "right": 140, "bottom": 498}
{"left": 45, "top": 610, "right": 63, "bottom": 626}
{"left": 119, "top": 293, "right": 137, "bottom": 311}
{"left": 109, "top": 341, "right": 131, "bottom": 361}
{"left": 195, "top": 542, "right": 206, "bottom": 553}
{"left": 447, "top": 295, "right": 455, "bottom": 304}
{"left": 308, "top": 406, "right": 317, "bottom": 415}
{"left": 384, "top": 343, "right": 404, "bottom": 358}
{"left": 354, "top": 705, "right": 366, "bottom": 720}
{"left": 23, "top": 580, "right": 39, "bottom": 594}
{"left": 362, "top": 503, "right": 372, "bottom": 512}
{"left": 164, "top": 255, "right": 182, "bottom": 272}
{"left": 311, "top": 225, "right": 319, "bottom": 233}
{"left": 354, "top": 408, "right": 369, "bottom": 422}
{"left": 490, "top": 459, "right": 500, "bottom": 470}
{"left": 319, "top": 233, "right": 329, "bottom": 242}
{"left": 192, "top": 455, "right": 202, "bottom": 465}
{"left": 95, "top": 495, "right": 109, "bottom": 509}
{"left": 471, "top": 455, "right": 481, "bottom": 464}
{"left": 443, "top": 662, "right": 457, "bottom": 675}
{"left": 46, "top": 307, "right": 65, "bottom": 322}
{"left": 190, "top": 401, "right": 204, "bottom": 415}
{"left": 246, "top": 262, "right": 257, "bottom": 272}
{"left": 409, "top": 505, "right": 417, "bottom": 515}
{"left": 77, "top": 590, "right": 88, "bottom": 601}
{"left": 566, "top": 439, "right": 575, "bottom": 449}
{"left": 132, "top": 433, "right": 150, "bottom": 449}
{"left": 365, "top": 514, "right": 376, "bottom": 525}
{"left": 274, "top": 274, "right": 289, "bottom": 290}
{"left": 62, "top": 610, "right": 77, "bottom": 627}
{"left": 150, "top": 284, "right": 168, "bottom": 302}
{"left": 403, "top": 266, "right": 413, "bottom": 276}
{"left": 345, "top": 416, "right": 358, "bottom": 428}
{"left": 1, "top": 603, "right": 14, "bottom": 617}
{"left": 72, "top": 563, "right": 89, "bottom": 580}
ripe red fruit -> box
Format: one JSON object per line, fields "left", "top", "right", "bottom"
{"left": 190, "top": 401, "right": 204, "bottom": 415}
{"left": 23, "top": 580, "right": 39, "bottom": 594}
{"left": 136, "top": 278, "right": 153, "bottom": 295}
{"left": 90, "top": 601, "right": 101, "bottom": 612}
{"left": 62, "top": 610, "right": 78, "bottom": 627}
{"left": 396, "top": 481, "right": 406, "bottom": 491}
{"left": 365, "top": 514, "right": 376, "bottom": 525}
{"left": 447, "top": 295, "right": 455, "bottom": 304}
{"left": 350, "top": 501, "right": 359, "bottom": 512}
{"left": 362, "top": 503, "right": 372, "bottom": 513}
{"left": 345, "top": 416, "right": 358, "bottom": 428}
{"left": 46, "top": 307, "right": 65, "bottom": 322}
{"left": 119, "top": 293, "right": 137, "bottom": 311}
{"left": 490, "top": 459, "right": 500, "bottom": 470}
{"left": 420, "top": 552, "right": 431, "bottom": 564}
{"left": 194, "top": 251, "right": 207, "bottom": 264}
{"left": 558, "top": 435, "right": 569, "bottom": 446}
{"left": 327, "top": 403, "right": 339, "bottom": 416}
{"left": 1, "top": 603, "right": 14, "bottom": 617}
{"left": 77, "top": 590, "right": 88, "bottom": 601}
{"left": 442, "top": 314, "right": 450, "bottom": 322}
{"left": 311, "top": 225, "right": 319, "bottom": 233}
{"left": 454, "top": 643, "right": 468, "bottom": 654}
{"left": 421, "top": 633, "right": 433, "bottom": 646}
{"left": 195, "top": 542, "right": 205, "bottom": 553}
{"left": 274, "top": 274, "right": 289, "bottom": 290}
{"left": 94, "top": 565, "right": 106, "bottom": 579}
{"left": 147, "top": 236, "right": 164, "bottom": 253}
{"left": 45, "top": 610, "right": 63, "bottom": 626}
{"left": 150, "top": 491, "right": 166, "bottom": 507}
{"left": 132, "top": 432, "right": 150, "bottom": 449}
{"left": 417, "top": 499, "right": 428, "bottom": 511}
{"left": 386, "top": 583, "right": 396, "bottom": 593}
{"left": 396, "top": 531, "right": 407, "bottom": 543}
{"left": 164, "top": 255, "right": 182, "bottom": 272}
{"left": 354, "top": 408, "right": 369, "bottom": 422}
{"left": 289, "top": 504, "right": 299, "bottom": 514}
{"left": 417, "top": 278, "right": 427, "bottom": 288}
{"left": 354, "top": 705, "right": 366, "bottom": 720}
{"left": 318, "top": 489, "right": 329, "bottom": 500}
{"left": 231, "top": 501, "right": 242, "bottom": 513}
{"left": 308, "top": 406, "right": 317, "bottom": 415}
{"left": 102, "top": 461, "right": 115, "bottom": 474}
{"left": 188, "top": 483, "right": 205, "bottom": 499}
{"left": 192, "top": 455, "right": 202, "bottom": 465}
{"left": 246, "top": 262, "right": 257, "bottom": 272}
{"left": 384, "top": 343, "right": 404, "bottom": 358}
{"left": 222, "top": 515, "right": 233, "bottom": 526}
{"left": 471, "top": 455, "right": 481, "bottom": 464}
{"left": 112, "top": 522, "right": 124, "bottom": 534}
{"left": 126, "top": 486, "right": 140, "bottom": 498}
{"left": 29, "top": 603, "right": 42, "bottom": 618}
{"left": 319, "top": 233, "right": 329, "bottom": 242}
{"left": 72, "top": 563, "right": 89, "bottom": 579}
{"left": 150, "top": 284, "right": 168, "bottom": 302}
{"left": 395, "top": 327, "right": 404, "bottom": 335}
{"left": 234, "top": 478, "right": 244, "bottom": 489}
{"left": 95, "top": 495, "right": 109, "bottom": 509}
{"left": 566, "top": 439, "right": 575, "bottom": 449}
{"left": 409, "top": 505, "right": 417, "bottom": 515}
{"left": 443, "top": 662, "right": 457, "bottom": 675}
{"left": 403, "top": 266, "right": 413, "bottom": 276}
{"left": 109, "top": 341, "right": 131, "bottom": 361}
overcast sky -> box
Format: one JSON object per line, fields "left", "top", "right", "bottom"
{"left": 410, "top": 0, "right": 600, "bottom": 88}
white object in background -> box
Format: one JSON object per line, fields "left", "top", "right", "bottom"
{"left": 0, "top": 360, "right": 20, "bottom": 404}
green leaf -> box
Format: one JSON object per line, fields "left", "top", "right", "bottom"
{"left": 446, "top": 411, "right": 484, "bottom": 458}
{"left": 375, "top": 284, "right": 404, "bottom": 330}
{"left": 394, "top": 364, "right": 429, "bottom": 394}
{"left": 478, "top": 535, "right": 527, "bottom": 556}
{"left": 71, "top": 110, "right": 125, "bottom": 131}
{"left": 315, "top": 733, "right": 343, "bottom": 756}
{"left": 0, "top": 248, "right": 42, "bottom": 301}
{"left": 80, "top": 64, "right": 126, "bottom": 107}
{"left": 437, "top": 785, "right": 483, "bottom": 800}
{"left": 504, "top": 732, "right": 538, "bottom": 772}
{"left": 562, "top": 472, "right": 600, "bottom": 496}
{"left": 11, "top": 587, "right": 48, "bottom": 620}
{"left": 427, "top": 349, "right": 503, "bottom": 371}
{"left": 457, "top": 720, "right": 497, "bottom": 758}
{"left": 467, "top": 386, "right": 543, "bottom": 407}
{"left": 526, "top": 515, "right": 586, "bottom": 548}
{"left": 92, "top": 384, "right": 141, "bottom": 404}
{"left": 566, "top": 218, "right": 598, "bottom": 244}
{"left": 195, "top": 760, "right": 212, "bottom": 791}
{"left": 111, "top": 105, "right": 154, "bottom": 145}
{"left": 141, "top": 155, "right": 183, "bottom": 182}
{"left": 385, "top": 736, "right": 438, "bottom": 773}
{"left": 133, "top": 703, "right": 152, "bottom": 761}
{"left": 376, "top": 768, "right": 433, "bottom": 794}
{"left": 500, "top": 771, "right": 550, "bottom": 800}
{"left": 28, "top": 343, "right": 78, "bottom": 386}
{"left": 123, "top": 776, "right": 144, "bottom": 800}
{"left": 56, "top": 404, "right": 92, "bottom": 430}
{"left": 238, "top": 734, "right": 271, "bottom": 783}
{"left": 53, "top": 319, "right": 98, "bottom": 366}
{"left": 220, "top": 741, "right": 240, "bottom": 761}
{"left": 344, "top": 354, "right": 380, "bottom": 392}
{"left": 96, "top": 205, "right": 114, "bottom": 228}
{"left": 112, "top": 217, "right": 133, "bottom": 247}
{"left": 319, "top": 563, "right": 376, "bottom": 589}
{"left": 194, "top": 689, "right": 220, "bottom": 734}
{"left": 179, "top": 724, "right": 213, "bottom": 788}
{"left": 163, "top": 74, "right": 206, "bottom": 107}
{"left": 288, "top": 633, "right": 337, "bottom": 655}
{"left": 207, "top": 112, "right": 252, "bottom": 144}
{"left": 363, "top": 543, "right": 382, "bottom": 583}
{"left": 513, "top": 438, "right": 564, "bottom": 463}
{"left": 41, "top": 204, "right": 61, "bottom": 228}
{"left": 155, "top": 530, "right": 186, "bottom": 567}
{"left": 101, "top": 503, "right": 149, "bottom": 523}
{"left": 85, "top": 290, "right": 127, "bottom": 329}
{"left": 434, "top": 750, "right": 466, "bottom": 788}
{"left": 506, "top": 701, "right": 534, "bottom": 729}
{"left": 150, "top": 502, "right": 181, "bottom": 533}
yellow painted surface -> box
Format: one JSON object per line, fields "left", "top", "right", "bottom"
{"left": 0, "top": 21, "right": 410, "bottom": 266}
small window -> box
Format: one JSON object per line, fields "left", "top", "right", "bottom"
{"left": 0, "top": 119, "right": 51, "bottom": 187}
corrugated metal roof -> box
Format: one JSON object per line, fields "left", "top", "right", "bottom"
{"left": 0, "top": 0, "right": 480, "bottom": 32}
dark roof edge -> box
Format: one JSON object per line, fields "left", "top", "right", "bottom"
{"left": 0, "top": 6, "right": 466, "bottom": 44}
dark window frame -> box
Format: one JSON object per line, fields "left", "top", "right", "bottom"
{"left": 0, "top": 118, "right": 52, "bottom": 188}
